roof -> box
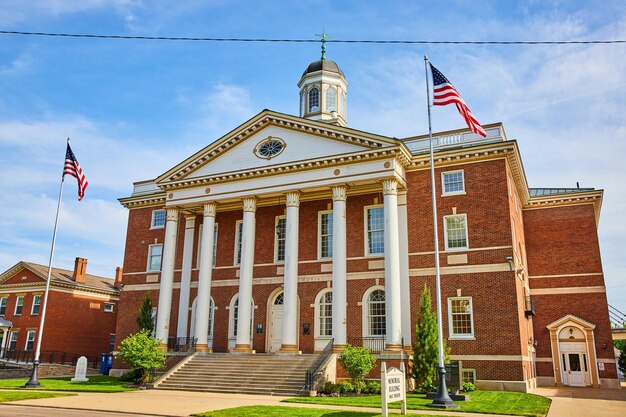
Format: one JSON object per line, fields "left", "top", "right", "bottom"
{"left": 0, "top": 261, "right": 118, "bottom": 295}
{"left": 529, "top": 188, "right": 595, "bottom": 197}
{"left": 302, "top": 59, "right": 345, "bottom": 78}
{"left": 0, "top": 317, "right": 12, "bottom": 327}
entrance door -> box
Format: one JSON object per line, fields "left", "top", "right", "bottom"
{"left": 566, "top": 353, "right": 586, "bottom": 387}
{"left": 269, "top": 292, "right": 284, "bottom": 352}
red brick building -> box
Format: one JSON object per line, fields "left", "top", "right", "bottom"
{"left": 0, "top": 258, "right": 120, "bottom": 361}
{"left": 112, "top": 57, "right": 618, "bottom": 391}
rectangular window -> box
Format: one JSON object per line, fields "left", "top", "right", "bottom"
{"left": 365, "top": 206, "right": 384, "bottom": 255}
{"left": 444, "top": 214, "right": 468, "bottom": 250}
{"left": 448, "top": 297, "right": 474, "bottom": 338}
{"left": 25, "top": 330, "right": 36, "bottom": 351}
{"left": 275, "top": 216, "right": 286, "bottom": 262}
{"left": 8, "top": 331, "right": 18, "bottom": 351}
{"left": 462, "top": 369, "right": 476, "bottom": 384}
{"left": 31, "top": 295, "right": 41, "bottom": 315}
{"left": 197, "top": 223, "right": 219, "bottom": 268}
{"left": 234, "top": 221, "right": 243, "bottom": 265}
{"left": 442, "top": 170, "right": 465, "bottom": 195}
{"left": 0, "top": 297, "right": 7, "bottom": 315}
{"left": 318, "top": 211, "right": 333, "bottom": 259}
{"left": 104, "top": 303, "right": 114, "bottom": 313}
{"left": 151, "top": 209, "right": 166, "bottom": 229}
{"left": 147, "top": 244, "right": 163, "bottom": 272}
{"left": 109, "top": 334, "right": 116, "bottom": 352}
{"left": 14, "top": 296, "right": 24, "bottom": 315}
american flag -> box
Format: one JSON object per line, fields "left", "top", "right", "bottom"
{"left": 63, "top": 143, "right": 88, "bottom": 201}
{"left": 430, "top": 63, "right": 486, "bottom": 137}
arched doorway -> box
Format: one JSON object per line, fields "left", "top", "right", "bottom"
{"left": 267, "top": 291, "right": 284, "bottom": 353}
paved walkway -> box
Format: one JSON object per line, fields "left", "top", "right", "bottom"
{"left": 0, "top": 385, "right": 624, "bottom": 416}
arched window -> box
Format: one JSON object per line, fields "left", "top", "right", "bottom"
{"left": 189, "top": 296, "right": 215, "bottom": 342}
{"left": 325, "top": 87, "right": 336, "bottom": 112}
{"left": 308, "top": 87, "right": 320, "bottom": 112}
{"left": 340, "top": 91, "right": 347, "bottom": 117}
{"left": 229, "top": 294, "right": 254, "bottom": 339}
{"left": 315, "top": 289, "right": 333, "bottom": 337}
{"left": 300, "top": 91, "right": 305, "bottom": 116}
{"left": 274, "top": 292, "right": 284, "bottom": 305}
{"left": 364, "top": 288, "right": 386, "bottom": 337}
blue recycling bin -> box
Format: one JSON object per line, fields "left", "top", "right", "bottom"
{"left": 100, "top": 353, "right": 114, "bottom": 375}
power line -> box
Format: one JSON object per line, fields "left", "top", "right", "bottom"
{"left": 1, "top": 30, "right": 625, "bottom": 45}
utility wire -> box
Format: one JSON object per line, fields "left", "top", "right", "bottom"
{"left": 1, "top": 30, "right": 625, "bottom": 44}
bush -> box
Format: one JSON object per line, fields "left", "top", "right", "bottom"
{"left": 337, "top": 381, "right": 354, "bottom": 394}
{"left": 365, "top": 380, "right": 381, "bottom": 394}
{"left": 322, "top": 381, "right": 339, "bottom": 394}
{"left": 116, "top": 330, "right": 166, "bottom": 384}
{"left": 462, "top": 382, "right": 476, "bottom": 392}
{"left": 338, "top": 345, "right": 377, "bottom": 393}
{"left": 119, "top": 368, "right": 142, "bottom": 382}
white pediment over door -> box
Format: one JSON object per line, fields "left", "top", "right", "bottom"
{"left": 186, "top": 125, "right": 377, "bottom": 179}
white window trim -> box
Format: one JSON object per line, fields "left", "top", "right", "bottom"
{"left": 317, "top": 210, "right": 333, "bottom": 260}
{"left": 31, "top": 295, "right": 41, "bottom": 315}
{"left": 448, "top": 296, "right": 475, "bottom": 339}
{"left": 146, "top": 244, "right": 163, "bottom": 272}
{"left": 443, "top": 213, "right": 469, "bottom": 251}
{"left": 150, "top": 209, "right": 166, "bottom": 229}
{"left": 104, "top": 303, "right": 115, "bottom": 313}
{"left": 25, "top": 330, "right": 36, "bottom": 350}
{"left": 190, "top": 296, "right": 216, "bottom": 340}
{"left": 462, "top": 368, "right": 477, "bottom": 384}
{"left": 197, "top": 223, "right": 219, "bottom": 269}
{"left": 9, "top": 330, "right": 18, "bottom": 348}
{"left": 228, "top": 293, "right": 254, "bottom": 340}
{"left": 274, "top": 215, "right": 286, "bottom": 264}
{"left": 363, "top": 205, "right": 385, "bottom": 257}
{"left": 361, "top": 285, "right": 386, "bottom": 338}
{"left": 14, "top": 296, "right": 24, "bottom": 315}
{"left": 233, "top": 220, "right": 243, "bottom": 266}
{"left": 0, "top": 297, "right": 8, "bottom": 315}
{"left": 314, "top": 288, "right": 333, "bottom": 339}
{"left": 441, "top": 170, "right": 466, "bottom": 196}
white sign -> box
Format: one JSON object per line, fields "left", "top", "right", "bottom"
{"left": 71, "top": 356, "right": 89, "bottom": 382}
{"left": 598, "top": 362, "right": 605, "bottom": 371}
{"left": 381, "top": 362, "right": 407, "bottom": 417}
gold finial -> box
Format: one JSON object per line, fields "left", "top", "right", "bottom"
{"left": 315, "top": 31, "right": 331, "bottom": 60}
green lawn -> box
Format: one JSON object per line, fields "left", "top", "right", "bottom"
{"left": 194, "top": 405, "right": 444, "bottom": 417}
{"left": 0, "top": 390, "right": 74, "bottom": 402}
{"left": 284, "top": 391, "right": 551, "bottom": 417}
{"left": 0, "top": 375, "right": 135, "bottom": 392}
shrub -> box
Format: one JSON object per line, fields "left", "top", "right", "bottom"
{"left": 337, "top": 381, "right": 354, "bottom": 394}
{"left": 462, "top": 382, "right": 476, "bottom": 392}
{"left": 322, "top": 381, "right": 339, "bottom": 394}
{"left": 365, "top": 380, "right": 381, "bottom": 394}
{"left": 338, "top": 344, "right": 377, "bottom": 393}
{"left": 116, "top": 330, "right": 166, "bottom": 384}
{"left": 355, "top": 381, "right": 367, "bottom": 394}
{"left": 119, "top": 368, "right": 142, "bottom": 382}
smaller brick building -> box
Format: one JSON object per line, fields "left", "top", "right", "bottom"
{"left": 0, "top": 258, "right": 120, "bottom": 361}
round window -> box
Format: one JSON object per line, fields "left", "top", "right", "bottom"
{"left": 254, "top": 137, "right": 285, "bottom": 159}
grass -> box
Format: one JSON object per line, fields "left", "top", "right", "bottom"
{"left": 283, "top": 391, "right": 551, "bottom": 417}
{"left": 0, "top": 390, "right": 74, "bottom": 402}
{"left": 193, "top": 405, "right": 444, "bottom": 417}
{"left": 0, "top": 375, "right": 135, "bottom": 392}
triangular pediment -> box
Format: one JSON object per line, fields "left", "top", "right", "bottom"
{"left": 0, "top": 262, "right": 46, "bottom": 286}
{"left": 156, "top": 110, "right": 400, "bottom": 185}
{"left": 546, "top": 314, "right": 596, "bottom": 330}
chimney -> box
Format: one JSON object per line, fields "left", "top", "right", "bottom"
{"left": 73, "top": 257, "right": 88, "bottom": 283}
{"left": 114, "top": 266, "right": 123, "bottom": 288}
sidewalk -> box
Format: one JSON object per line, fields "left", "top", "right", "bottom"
{"left": 532, "top": 386, "right": 626, "bottom": 417}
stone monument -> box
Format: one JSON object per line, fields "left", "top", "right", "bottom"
{"left": 71, "top": 356, "right": 89, "bottom": 382}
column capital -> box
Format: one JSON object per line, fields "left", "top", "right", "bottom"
{"left": 331, "top": 185, "right": 347, "bottom": 202}
{"left": 166, "top": 207, "right": 179, "bottom": 222}
{"left": 285, "top": 191, "right": 301, "bottom": 207}
{"left": 242, "top": 197, "right": 257, "bottom": 213}
{"left": 184, "top": 214, "right": 196, "bottom": 229}
{"left": 381, "top": 179, "right": 398, "bottom": 196}
{"left": 203, "top": 202, "right": 217, "bottom": 217}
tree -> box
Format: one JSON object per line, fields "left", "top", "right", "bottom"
{"left": 412, "top": 285, "right": 449, "bottom": 392}
{"left": 616, "top": 339, "right": 626, "bottom": 376}
{"left": 136, "top": 293, "right": 154, "bottom": 333}
{"left": 338, "top": 344, "right": 377, "bottom": 393}
{"left": 116, "top": 330, "right": 166, "bottom": 384}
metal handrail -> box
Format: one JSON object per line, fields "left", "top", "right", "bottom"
{"left": 609, "top": 304, "right": 626, "bottom": 329}
{"left": 149, "top": 337, "right": 197, "bottom": 382}
{"left": 347, "top": 336, "right": 386, "bottom": 354}
{"left": 304, "top": 338, "right": 334, "bottom": 391}
{"left": 1, "top": 348, "right": 99, "bottom": 369}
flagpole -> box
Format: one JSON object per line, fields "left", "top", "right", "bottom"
{"left": 25, "top": 138, "right": 69, "bottom": 388}
{"left": 424, "top": 56, "right": 456, "bottom": 408}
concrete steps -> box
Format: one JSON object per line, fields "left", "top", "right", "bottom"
{"left": 155, "top": 353, "right": 316, "bottom": 396}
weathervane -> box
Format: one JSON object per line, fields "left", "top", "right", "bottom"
{"left": 315, "top": 31, "right": 331, "bottom": 60}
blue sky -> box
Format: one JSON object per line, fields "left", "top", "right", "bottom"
{"left": 0, "top": 1, "right": 625, "bottom": 312}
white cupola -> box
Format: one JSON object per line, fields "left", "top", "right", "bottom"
{"left": 297, "top": 39, "right": 348, "bottom": 127}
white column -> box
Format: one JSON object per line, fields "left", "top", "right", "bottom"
{"left": 331, "top": 185, "right": 347, "bottom": 351}
{"left": 398, "top": 191, "right": 412, "bottom": 349}
{"left": 279, "top": 192, "right": 300, "bottom": 353}
{"left": 0, "top": 329, "right": 8, "bottom": 358}
{"left": 155, "top": 207, "right": 179, "bottom": 348}
{"left": 233, "top": 197, "right": 256, "bottom": 353}
{"left": 176, "top": 215, "right": 195, "bottom": 339}
{"left": 382, "top": 179, "right": 403, "bottom": 351}
{"left": 195, "top": 203, "right": 216, "bottom": 352}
